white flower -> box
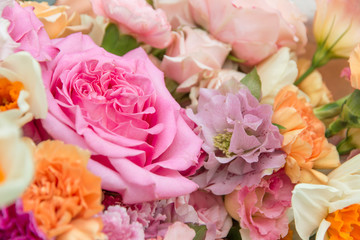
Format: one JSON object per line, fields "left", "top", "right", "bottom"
{"left": 292, "top": 153, "right": 360, "bottom": 239}
{"left": 0, "top": 117, "right": 34, "bottom": 207}
{"left": 0, "top": 51, "right": 47, "bottom": 126}
{"left": 257, "top": 47, "right": 298, "bottom": 105}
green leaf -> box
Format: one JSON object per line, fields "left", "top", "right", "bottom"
{"left": 101, "top": 23, "right": 139, "bottom": 56}
{"left": 165, "top": 78, "right": 190, "bottom": 106}
{"left": 226, "top": 224, "right": 242, "bottom": 240}
{"left": 240, "top": 67, "right": 262, "bottom": 100}
{"left": 273, "top": 123, "right": 286, "bottom": 130}
{"left": 187, "top": 223, "right": 207, "bottom": 240}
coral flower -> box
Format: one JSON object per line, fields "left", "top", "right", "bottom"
{"left": 22, "top": 140, "right": 104, "bottom": 239}
{"left": 272, "top": 85, "right": 340, "bottom": 184}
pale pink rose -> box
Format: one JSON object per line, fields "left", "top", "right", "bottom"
{"left": 225, "top": 169, "right": 294, "bottom": 240}
{"left": 188, "top": 0, "right": 307, "bottom": 65}
{"left": 90, "top": 0, "right": 172, "bottom": 49}
{"left": 163, "top": 222, "right": 195, "bottom": 240}
{"left": 163, "top": 191, "right": 232, "bottom": 239}
{"left": 177, "top": 69, "right": 246, "bottom": 110}
{"left": 161, "top": 26, "right": 231, "bottom": 84}
{"left": 40, "top": 33, "right": 202, "bottom": 204}
{"left": 154, "top": 0, "right": 195, "bottom": 29}
{"left": 2, "top": 2, "right": 58, "bottom": 62}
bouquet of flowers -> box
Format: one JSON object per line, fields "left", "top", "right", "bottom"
{"left": 1, "top": 0, "right": 360, "bottom": 239}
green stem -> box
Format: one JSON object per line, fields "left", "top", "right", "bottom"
{"left": 325, "top": 119, "right": 348, "bottom": 138}
{"left": 314, "top": 95, "right": 350, "bottom": 120}
{"left": 294, "top": 64, "right": 316, "bottom": 86}
{"left": 337, "top": 137, "right": 356, "bottom": 155}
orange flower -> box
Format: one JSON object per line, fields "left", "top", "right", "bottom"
{"left": 22, "top": 140, "right": 104, "bottom": 239}
{"left": 325, "top": 204, "right": 360, "bottom": 240}
{"left": 272, "top": 85, "right": 340, "bottom": 184}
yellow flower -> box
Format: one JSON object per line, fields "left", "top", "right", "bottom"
{"left": 297, "top": 58, "right": 333, "bottom": 107}
{"left": 349, "top": 43, "right": 360, "bottom": 89}
{"left": 314, "top": 0, "right": 360, "bottom": 58}
{"left": 295, "top": 0, "right": 360, "bottom": 86}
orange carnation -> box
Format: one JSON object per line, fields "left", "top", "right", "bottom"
{"left": 272, "top": 85, "right": 340, "bottom": 184}
{"left": 22, "top": 140, "right": 104, "bottom": 239}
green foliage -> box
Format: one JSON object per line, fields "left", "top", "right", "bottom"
{"left": 226, "top": 224, "right": 242, "bottom": 240}
{"left": 187, "top": 223, "right": 207, "bottom": 240}
{"left": 240, "top": 68, "right": 262, "bottom": 100}
{"left": 165, "top": 78, "right": 190, "bottom": 107}
{"left": 101, "top": 23, "right": 139, "bottom": 56}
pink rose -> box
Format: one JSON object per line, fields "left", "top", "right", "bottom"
{"left": 154, "top": 0, "right": 195, "bottom": 29}
{"left": 225, "top": 169, "right": 294, "bottom": 240}
{"left": 40, "top": 33, "right": 202, "bottom": 204}
{"left": 188, "top": 0, "right": 307, "bottom": 65}
{"left": 2, "top": 2, "right": 58, "bottom": 61}
{"left": 90, "top": 0, "right": 172, "bottom": 49}
{"left": 161, "top": 26, "right": 231, "bottom": 84}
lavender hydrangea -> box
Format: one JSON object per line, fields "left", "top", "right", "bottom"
{"left": 0, "top": 199, "right": 46, "bottom": 240}
{"left": 187, "top": 87, "right": 285, "bottom": 195}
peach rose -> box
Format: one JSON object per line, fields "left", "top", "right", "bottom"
{"left": 161, "top": 26, "right": 231, "bottom": 84}
{"left": 21, "top": 1, "right": 107, "bottom": 44}
{"left": 272, "top": 85, "right": 340, "bottom": 184}
{"left": 22, "top": 140, "right": 104, "bottom": 239}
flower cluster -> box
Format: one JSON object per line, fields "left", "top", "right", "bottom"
{"left": 1, "top": 0, "right": 360, "bottom": 239}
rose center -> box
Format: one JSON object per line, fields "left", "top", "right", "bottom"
{"left": 325, "top": 203, "right": 360, "bottom": 240}
{"left": 213, "top": 131, "right": 234, "bottom": 157}
{"left": 0, "top": 78, "right": 24, "bottom": 111}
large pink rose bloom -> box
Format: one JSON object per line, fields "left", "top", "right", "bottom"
{"left": 2, "top": 2, "right": 58, "bottom": 61}
{"left": 90, "top": 0, "right": 172, "bottom": 49}
{"left": 188, "top": 0, "right": 307, "bottom": 65}
{"left": 225, "top": 169, "right": 294, "bottom": 240}
{"left": 40, "top": 33, "right": 202, "bottom": 204}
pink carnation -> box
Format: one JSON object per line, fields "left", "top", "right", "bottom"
{"left": 99, "top": 205, "right": 145, "bottom": 240}
{"left": 90, "top": 0, "right": 172, "bottom": 49}
{"left": 225, "top": 169, "right": 294, "bottom": 240}
{"left": 2, "top": 2, "right": 58, "bottom": 61}
{"left": 187, "top": 87, "right": 285, "bottom": 195}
